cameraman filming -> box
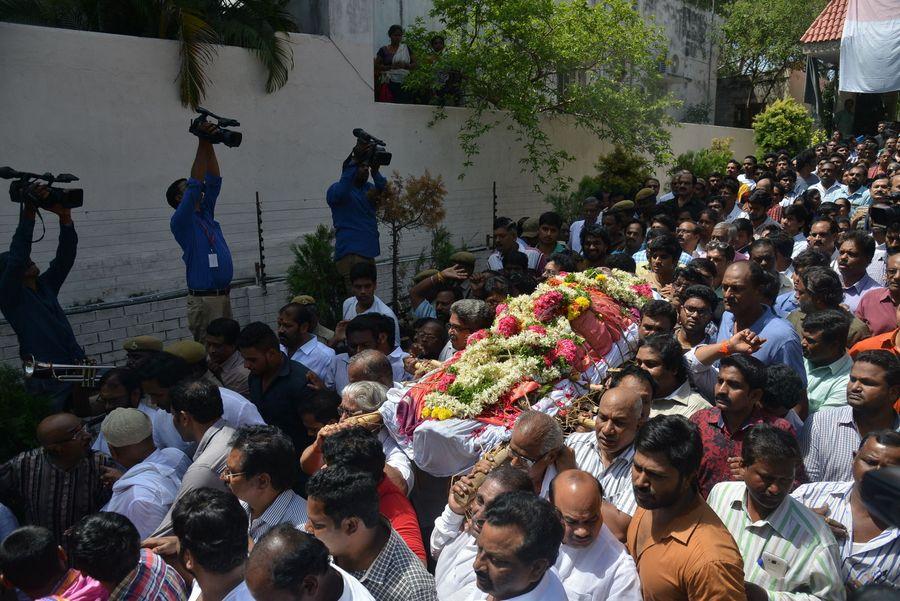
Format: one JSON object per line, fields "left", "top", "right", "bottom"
{"left": 327, "top": 135, "right": 388, "bottom": 288}
{"left": 166, "top": 122, "right": 234, "bottom": 343}
{"left": 0, "top": 189, "right": 84, "bottom": 410}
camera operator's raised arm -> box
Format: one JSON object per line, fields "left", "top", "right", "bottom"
{"left": 41, "top": 203, "right": 76, "bottom": 297}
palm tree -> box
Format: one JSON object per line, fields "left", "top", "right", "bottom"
{"left": 0, "top": 0, "right": 296, "bottom": 107}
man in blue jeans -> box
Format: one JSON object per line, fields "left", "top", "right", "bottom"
{"left": 327, "top": 138, "right": 387, "bottom": 288}
{"left": 167, "top": 122, "right": 234, "bottom": 342}
{"left": 0, "top": 190, "right": 84, "bottom": 410}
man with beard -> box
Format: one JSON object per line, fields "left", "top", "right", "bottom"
{"left": 579, "top": 223, "right": 610, "bottom": 269}
{"left": 811, "top": 161, "right": 848, "bottom": 204}
{"left": 626, "top": 415, "right": 746, "bottom": 600}
{"left": 800, "top": 350, "right": 900, "bottom": 482}
{"left": 408, "top": 264, "right": 467, "bottom": 322}
{"left": 801, "top": 310, "right": 854, "bottom": 415}
{"left": 857, "top": 253, "right": 900, "bottom": 335}
{"left": 740, "top": 190, "right": 778, "bottom": 236}
{"left": 807, "top": 218, "right": 840, "bottom": 266}
{"left": 465, "top": 492, "right": 566, "bottom": 601}
{"left": 636, "top": 333, "right": 710, "bottom": 418}
{"left": 793, "top": 431, "right": 900, "bottom": 589}
{"left": 205, "top": 318, "right": 250, "bottom": 397}
{"left": 708, "top": 425, "right": 843, "bottom": 601}
{"left": 569, "top": 197, "right": 602, "bottom": 253}
{"left": 689, "top": 355, "right": 797, "bottom": 498}
{"left": 716, "top": 261, "right": 806, "bottom": 381}
{"left": 431, "top": 466, "right": 533, "bottom": 599}
{"left": 548, "top": 470, "right": 641, "bottom": 601}
{"left": 659, "top": 170, "right": 706, "bottom": 220}
{"left": 277, "top": 302, "right": 336, "bottom": 389}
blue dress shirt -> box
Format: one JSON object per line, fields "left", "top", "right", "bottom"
{"left": 327, "top": 163, "right": 386, "bottom": 261}
{"left": 170, "top": 174, "right": 233, "bottom": 290}
{"left": 717, "top": 305, "right": 807, "bottom": 385}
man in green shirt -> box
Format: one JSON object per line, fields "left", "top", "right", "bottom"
{"left": 802, "top": 309, "right": 854, "bottom": 414}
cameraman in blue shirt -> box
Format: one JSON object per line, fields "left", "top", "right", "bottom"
{"left": 166, "top": 122, "right": 234, "bottom": 343}
{"left": 327, "top": 138, "right": 387, "bottom": 288}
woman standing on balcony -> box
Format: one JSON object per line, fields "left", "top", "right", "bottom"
{"left": 375, "top": 24, "right": 416, "bottom": 103}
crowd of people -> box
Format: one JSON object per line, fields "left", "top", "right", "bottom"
{"left": 1, "top": 118, "right": 900, "bottom": 601}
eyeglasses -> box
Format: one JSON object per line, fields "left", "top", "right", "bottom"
{"left": 221, "top": 468, "right": 247, "bottom": 483}
{"left": 509, "top": 447, "right": 550, "bottom": 468}
{"left": 447, "top": 323, "right": 470, "bottom": 333}
{"left": 44, "top": 423, "right": 87, "bottom": 446}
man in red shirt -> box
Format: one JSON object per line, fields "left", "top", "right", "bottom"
{"left": 856, "top": 253, "right": 900, "bottom": 335}
{"left": 689, "top": 354, "right": 800, "bottom": 497}
{"left": 321, "top": 427, "right": 426, "bottom": 563}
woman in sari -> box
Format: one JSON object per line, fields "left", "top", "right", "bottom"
{"left": 375, "top": 24, "right": 416, "bottom": 103}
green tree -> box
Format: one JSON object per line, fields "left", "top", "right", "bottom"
{"left": 286, "top": 225, "right": 346, "bottom": 328}
{"left": 0, "top": 0, "right": 296, "bottom": 107}
{"left": 404, "top": 0, "right": 675, "bottom": 192}
{"left": 0, "top": 365, "right": 51, "bottom": 464}
{"left": 753, "top": 98, "right": 815, "bottom": 155}
{"left": 668, "top": 137, "right": 734, "bottom": 179}
{"left": 718, "top": 0, "right": 826, "bottom": 109}
{"left": 371, "top": 171, "right": 447, "bottom": 311}
{"left": 593, "top": 147, "right": 652, "bottom": 199}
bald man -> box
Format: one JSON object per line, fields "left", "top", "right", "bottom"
{"left": 431, "top": 466, "right": 533, "bottom": 599}
{"left": 550, "top": 470, "right": 641, "bottom": 601}
{"left": 508, "top": 410, "right": 575, "bottom": 498}
{"left": 0, "top": 413, "right": 114, "bottom": 548}
{"left": 246, "top": 524, "right": 374, "bottom": 600}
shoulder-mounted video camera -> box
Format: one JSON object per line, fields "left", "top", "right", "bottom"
{"left": 869, "top": 199, "right": 900, "bottom": 229}
{"left": 189, "top": 107, "right": 243, "bottom": 148}
{"left": 0, "top": 166, "right": 83, "bottom": 209}
{"left": 352, "top": 128, "right": 392, "bottom": 167}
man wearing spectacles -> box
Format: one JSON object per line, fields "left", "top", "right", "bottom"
{"left": 0, "top": 413, "right": 114, "bottom": 553}
{"left": 507, "top": 410, "right": 574, "bottom": 498}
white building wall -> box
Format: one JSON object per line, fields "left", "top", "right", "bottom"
{"left": 0, "top": 21, "right": 753, "bottom": 366}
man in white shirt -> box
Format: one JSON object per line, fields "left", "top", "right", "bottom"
{"left": 278, "top": 302, "right": 336, "bottom": 388}
{"left": 173, "top": 488, "right": 255, "bottom": 601}
{"left": 568, "top": 198, "right": 601, "bottom": 253}
{"left": 100, "top": 408, "right": 191, "bottom": 540}
{"left": 342, "top": 262, "right": 401, "bottom": 346}
{"left": 737, "top": 155, "right": 758, "bottom": 189}
{"left": 708, "top": 424, "right": 843, "bottom": 601}
{"left": 246, "top": 524, "right": 375, "bottom": 601}
{"left": 333, "top": 316, "right": 408, "bottom": 393}
{"left": 780, "top": 205, "right": 810, "bottom": 258}
{"left": 432, "top": 466, "right": 533, "bottom": 599}
{"left": 636, "top": 334, "right": 710, "bottom": 418}
{"left": 454, "top": 491, "right": 566, "bottom": 601}
{"left": 489, "top": 217, "right": 544, "bottom": 272}
{"left": 810, "top": 162, "right": 848, "bottom": 204}
{"left": 549, "top": 470, "right": 642, "bottom": 601}
{"left": 223, "top": 425, "right": 308, "bottom": 543}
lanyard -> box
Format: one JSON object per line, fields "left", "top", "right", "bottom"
{"left": 197, "top": 216, "right": 217, "bottom": 250}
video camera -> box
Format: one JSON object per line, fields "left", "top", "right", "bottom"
{"left": 189, "top": 107, "right": 243, "bottom": 148}
{"left": 352, "top": 128, "right": 392, "bottom": 168}
{"left": 869, "top": 201, "right": 900, "bottom": 228}
{"left": 0, "top": 166, "right": 83, "bottom": 209}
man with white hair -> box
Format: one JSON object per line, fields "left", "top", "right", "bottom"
{"left": 300, "top": 380, "right": 414, "bottom": 494}
{"left": 100, "top": 408, "right": 191, "bottom": 539}
{"left": 508, "top": 410, "right": 574, "bottom": 498}
{"left": 442, "top": 299, "right": 494, "bottom": 360}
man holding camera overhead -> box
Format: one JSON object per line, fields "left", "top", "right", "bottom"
{"left": 327, "top": 132, "right": 388, "bottom": 288}
{"left": 166, "top": 121, "right": 234, "bottom": 343}
{"left": 0, "top": 189, "right": 84, "bottom": 410}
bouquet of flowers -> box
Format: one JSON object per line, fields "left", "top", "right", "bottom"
{"left": 417, "top": 268, "right": 652, "bottom": 423}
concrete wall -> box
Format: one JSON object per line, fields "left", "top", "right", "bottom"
{"left": 0, "top": 20, "right": 753, "bottom": 366}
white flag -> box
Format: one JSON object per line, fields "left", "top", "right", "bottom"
{"left": 839, "top": 0, "right": 900, "bottom": 93}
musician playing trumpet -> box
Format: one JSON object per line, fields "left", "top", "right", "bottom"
{"left": 300, "top": 378, "right": 414, "bottom": 495}
{"left": 0, "top": 190, "right": 83, "bottom": 411}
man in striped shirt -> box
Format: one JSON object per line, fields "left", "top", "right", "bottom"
{"left": 793, "top": 431, "right": 900, "bottom": 591}
{"left": 223, "top": 425, "right": 308, "bottom": 543}
{"left": 708, "top": 425, "right": 843, "bottom": 601}
{"left": 566, "top": 386, "right": 642, "bottom": 540}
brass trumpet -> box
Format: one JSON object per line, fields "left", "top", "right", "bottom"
{"left": 23, "top": 356, "right": 114, "bottom": 387}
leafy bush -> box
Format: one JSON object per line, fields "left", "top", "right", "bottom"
{"left": 594, "top": 147, "right": 653, "bottom": 199}
{"left": 668, "top": 137, "right": 734, "bottom": 178}
{"left": 286, "top": 225, "right": 346, "bottom": 329}
{"left": 0, "top": 364, "right": 51, "bottom": 464}
{"left": 753, "top": 98, "right": 816, "bottom": 155}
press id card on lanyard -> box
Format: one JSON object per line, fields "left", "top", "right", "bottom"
{"left": 208, "top": 253, "right": 219, "bottom": 268}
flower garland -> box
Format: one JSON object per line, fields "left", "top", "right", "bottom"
{"left": 420, "top": 268, "right": 651, "bottom": 421}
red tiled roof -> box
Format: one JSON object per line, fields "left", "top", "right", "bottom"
{"left": 801, "top": 0, "right": 848, "bottom": 44}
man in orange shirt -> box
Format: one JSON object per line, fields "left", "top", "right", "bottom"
{"left": 849, "top": 302, "right": 900, "bottom": 411}
{"left": 627, "top": 415, "right": 747, "bottom": 600}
